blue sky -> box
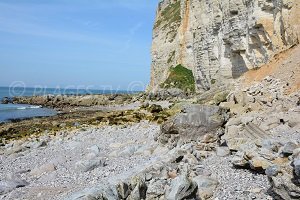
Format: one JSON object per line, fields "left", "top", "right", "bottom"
{"left": 0, "top": 0, "right": 158, "bottom": 91}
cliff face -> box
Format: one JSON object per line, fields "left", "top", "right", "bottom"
{"left": 149, "top": 0, "right": 300, "bottom": 92}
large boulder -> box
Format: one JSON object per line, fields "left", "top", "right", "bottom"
{"left": 157, "top": 104, "right": 228, "bottom": 147}
{"left": 166, "top": 175, "right": 198, "bottom": 200}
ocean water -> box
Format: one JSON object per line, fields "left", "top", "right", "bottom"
{"left": 0, "top": 87, "right": 138, "bottom": 122}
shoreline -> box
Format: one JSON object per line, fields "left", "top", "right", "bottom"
{"left": 0, "top": 98, "right": 175, "bottom": 143}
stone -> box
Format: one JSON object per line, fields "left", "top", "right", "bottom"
{"left": 147, "top": 104, "right": 163, "bottom": 113}
{"left": 127, "top": 176, "right": 147, "bottom": 200}
{"left": 158, "top": 104, "right": 227, "bottom": 146}
{"left": 265, "top": 165, "right": 280, "bottom": 177}
{"left": 146, "top": 179, "right": 167, "bottom": 199}
{"left": 66, "top": 185, "right": 118, "bottom": 200}
{"left": 0, "top": 174, "right": 29, "bottom": 195}
{"left": 166, "top": 175, "right": 197, "bottom": 200}
{"left": 293, "top": 159, "right": 300, "bottom": 177}
{"left": 193, "top": 175, "right": 219, "bottom": 200}
{"left": 30, "top": 163, "right": 56, "bottom": 176}
{"left": 116, "top": 182, "right": 130, "bottom": 199}
{"left": 249, "top": 157, "right": 272, "bottom": 170}
{"left": 216, "top": 147, "right": 230, "bottom": 157}
{"left": 282, "top": 142, "right": 298, "bottom": 156}
{"left": 231, "top": 152, "right": 249, "bottom": 168}
{"left": 88, "top": 145, "right": 100, "bottom": 155}
{"left": 75, "top": 158, "right": 106, "bottom": 172}
{"left": 269, "top": 173, "right": 300, "bottom": 200}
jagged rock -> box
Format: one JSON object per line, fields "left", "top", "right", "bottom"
{"left": 75, "top": 158, "right": 106, "bottom": 172}
{"left": 126, "top": 176, "right": 147, "bottom": 200}
{"left": 146, "top": 178, "right": 167, "bottom": 199}
{"left": 158, "top": 104, "right": 227, "bottom": 147}
{"left": 282, "top": 142, "right": 298, "bottom": 156}
{"left": 116, "top": 182, "right": 130, "bottom": 199}
{"left": 269, "top": 172, "right": 300, "bottom": 200}
{"left": 66, "top": 185, "right": 119, "bottom": 200}
{"left": 166, "top": 175, "right": 197, "bottom": 200}
{"left": 294, "top": 159, "right": 300, "bottom": 178}
{"left": 224, "top": 120, "right": 269, "bottom": 151}
{"left": 193, "top": 175, "right": 219, "bottom": 200}
{"left": 265, "top": 165, "right": 280, "bottom": 177}
{"left": 0, "top": 174, "right": 29, "bottom": 195}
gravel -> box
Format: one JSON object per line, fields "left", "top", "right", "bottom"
{"left": 0, "top": 121, "right": 160, "bottom": 200}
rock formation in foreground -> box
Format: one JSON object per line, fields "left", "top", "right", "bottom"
{"left": 149, "top": 0, "right": 300, "bottom": 92}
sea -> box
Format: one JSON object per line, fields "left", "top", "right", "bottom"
{"left": 0, "top": 87, "right": 137, "bottom": 123}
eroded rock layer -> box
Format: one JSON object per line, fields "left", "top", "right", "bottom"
{"left": 149, "top": 0, "right": 300, "bottom": 92}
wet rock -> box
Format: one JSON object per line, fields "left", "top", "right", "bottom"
{"left": 147, "top": 104, "right": 163, "bottom": 113}
{"left": 166, "top": 175, "right": 197, "bottom": 200}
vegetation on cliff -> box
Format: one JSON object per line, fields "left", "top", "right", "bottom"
{"left": 154, "top": 0, "right": 181, "bottom": 30}
{"left": 161, "top": 64, "right": 195, "bottom": 93}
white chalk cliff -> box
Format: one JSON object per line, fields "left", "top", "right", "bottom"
{"left": 149, "top": 0, "right": 300, "bottom": 92}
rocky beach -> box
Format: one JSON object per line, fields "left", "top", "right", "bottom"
{"left": 1, "top": 0, "right": 300, "bottom": 199}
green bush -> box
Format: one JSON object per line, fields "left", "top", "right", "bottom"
{"left": 161, "top": 64, "right": 195, "bottom": 93}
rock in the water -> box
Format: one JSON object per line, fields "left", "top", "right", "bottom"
{"left": 166, "top": 175, "right": 197, "bottom": 200}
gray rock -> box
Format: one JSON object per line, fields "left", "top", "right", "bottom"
{"left": 66, "top": 185, "right": 118, "bottom": 200}
{"left": 75, "top": 158, "right": 106, "bottom": 172}
{"left": 158, "top": 104, "right": 228, "bottom": 146}
{"left": 293, "top": 159, "right": 300, "bottom": 177}
{"left": 282, "top": 142, "right": 298, "bottom": 156}
{"left": 0, "top": 175, "right": 29, "bottom": 195}
{"left": 126, "top": 177, "right": 147, "bottom": 200}
{"left": 147, "top": 178, "right": 167, "bottom": 199}
{"left": 88, "top": 145, "right": 100, "bottom": 155}
{"left": 116, "top": 182, "right": 130, "bottom": 199}
{"left": 265, "top": 165, "right": 280, "bottom": 177}
{"left": 193, "top": 175, "right": 219, "bottom": 200}
{"left": 119, "top": 146, "right": 138, "bottom": 157}
{"left": 262, "top": 139, "right": 281, "bottom": 152}
{"left": 216, "top": 147, "right": 230, "bottom": 157}
{"left": 166, "top": 175, "right": 197, "bottom": 200}
{"left": 30, "top": 163, "right": 56, "bottom": 177}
